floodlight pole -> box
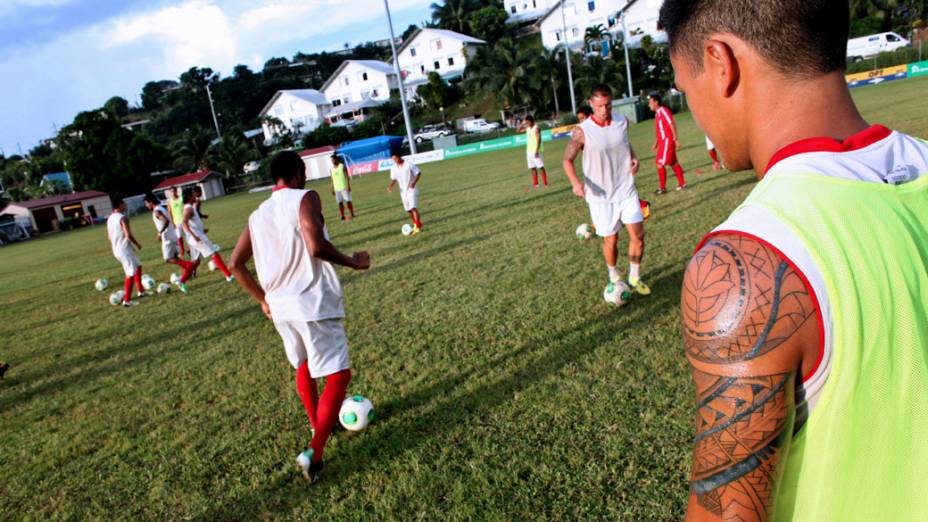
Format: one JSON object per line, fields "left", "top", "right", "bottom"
{"left": 621, "top": 16, "right": 634, "bottom": 99}
{"left": 384, "top": 0, "right": 417, "bottom": 155}
{"left": 206, "top": 84, "right": 222, "bottom": 141}
{"left": 561, "top": 0, "right": 577, "bottom": 114}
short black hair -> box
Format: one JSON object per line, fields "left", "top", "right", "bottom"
{"left": 331, "top": 154, "right": 341, "bottom": 164}
{"left": 658, "top": 0, "right": 849, "bottom": 77}
{"left": 390, "top": 147, "right": 402, "bottom": 158}
{"left": 143, "top": 192, "right": 158, "bottom": 204}
{"left": 524, "top": 114, "right": 535, "bottom": 124}
{"left": 182, "top": 188, "right": 196, "bottom": 203}
{"left": 577, "top": 105, "right": 593, "bottom": 117}
{"left": 192, "top": 186, "right": 203, "bottom": 195}
{"left": 590, "top": 84, "right": 612, "bottom": 98}
{"left": 270, "top": 151, "right": 305, "bottom": 183}
{"left": 648, "top": 93, "right": 662, "bottom": 105}
{"left": 110, "top": 195, "right": 124, "bottom": 209}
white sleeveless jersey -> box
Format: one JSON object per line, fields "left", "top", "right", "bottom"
{"left": 107, "top": 212, "right": 131, "bottom": 255}
{"left": 708, "top": 126, "right": 928, "bottom": 415}
{"left": 248, "top": 188, "right": 345, "bottom": 322}
{"left": 183, "top": 203, "right": 206, "bottom": 238}
{"left": 390, "top": 161, "right": 420, "bottom": 193}
{"left": 580, "top": 115, "right": 636, "bottom": 203}
{"left": 152, "top": 204, "right": 177, "bottom": 243}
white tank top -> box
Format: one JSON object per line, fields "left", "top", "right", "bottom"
{"left": 580, "top": 115, "right": 636, "bottom": 203}
{"left": 183, "top": 203, "right": 206, "bottom": 238}
{"left": 248, "top": 188, "right": 345, "bottom": 322}
{"left": 152, "top": 205, "right": 177, "bottom": 242}
{"left": 107, "top": 212, "right": 131, "bottom": 255}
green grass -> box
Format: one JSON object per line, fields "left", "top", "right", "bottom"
{"left": 2, "top": 77, "right": 927, "bottom": 520}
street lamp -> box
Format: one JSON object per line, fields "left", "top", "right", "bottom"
{"left": 384, "top": 0, "right": 417, "bottom": 155}
{"left": 439, "top": 106, "right": 445, "bottom": 125}
{"left": 205, "top": 84, "right": 222, "bottom": 141}
{"left": 561, "top": 0, "right": 577, "bottom": 114}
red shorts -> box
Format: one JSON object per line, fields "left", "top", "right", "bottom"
{"left": 656, "top": 140, "right": 678, "bottom": 166}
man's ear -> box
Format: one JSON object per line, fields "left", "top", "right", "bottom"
{"left": 705, "top": 40, "right": 740, "bottom": 98}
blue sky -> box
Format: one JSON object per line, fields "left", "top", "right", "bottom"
{"left": 0, "top": 0, "right": 433, "bottom": 155}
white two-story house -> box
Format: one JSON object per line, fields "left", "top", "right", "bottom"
{"left": 258, "top": 89, "right": 331, "bottom": 143}
{"left": 538, "top": 0, "right": 665, "bottom": 52}
{"left": 321, "top": 60, "right": 400, "bottom": 126}
{"left": 396, "top": 28, "right": 485, "bottom": 100}
{"left": 504, "top": 0, "right": 556, "bottom": 24}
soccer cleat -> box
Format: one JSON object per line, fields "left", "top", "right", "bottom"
{"left": 412, "top": 226, "right": 421, "bottom": 235}
{"left": 654, "top": 188, "right": 668, "bottom": 195}
{"left": 176, "top": 282, "right": 189, "bottom": 294}
{"left": 0, "top": 361, "right": 9, "bottom": 379}
{"left": 713, "top": 161, "right": 720, "bottom": 171}
{"left": 628, "top": 278, "right": 652, "bottom": 296}
{"left": 136, "top": 291, "right": 149, "bottom": 298}
{"left": 676, "top": 184, "right": 688, "bottom": 191}
{"left": 122, "top": 300, "right": 139, "bottom": 307}
{"left": 296, "top": 449, "right": 324, "bottom": 484}
{"left": 226, "top": 275, "right": 236, "bottom": 283}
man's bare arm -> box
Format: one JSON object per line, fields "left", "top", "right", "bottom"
{"left": 562, "top": 127, "right": 585, "bottom": 197}
{"left": 683, "top": 234, "right": 818, "bottom": 521}
{"left": 299, "top": 191, "right": 369, "bottom": 270}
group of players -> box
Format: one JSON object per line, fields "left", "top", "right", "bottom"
{"left": 105, "top": 185, "right": 235, "bottom": 306}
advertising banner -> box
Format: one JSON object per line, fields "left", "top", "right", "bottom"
{"left": 846, "top": 64, "right": 908, "bottom": 88}
{"left": 908, "top": 60, "right": 928, "bottom": 78}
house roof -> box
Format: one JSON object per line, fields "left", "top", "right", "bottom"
{"left": 258, "top": 89, "right": 329, "bottom": 118}
{"left": 538, "top": 0, "right": 633, "bottom": 26}
{"left": 153, "top": 170, "right": 220, "bottom": 191}
{"left": 395, "top": 28, "right": 485, "bottom": 57}
{"left": 320, "top": 60, "right": 397, "bottom": 92}
{"left": 298, "top": 145, "right": 337, "bottom": 157}
{"left": 9, "top": 190, "right": 107, "bottom": 210}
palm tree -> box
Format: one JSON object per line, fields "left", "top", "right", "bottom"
{"left": 430, "top": 0, "right": 475, "bottom": 34}
{"left": 171, "top": 126, "right": 213, "bottom": 170}
{"left": 584, "top": 24, "right": 607, "bottom": 51}
{"left": 208, "top": 132, "right": 257, "bottom": 177}
{"left": 465, "top": 38, "right": 538, "bottom": 108}
{"left": 531, "top": 48, "right": 564, "bottom": 116}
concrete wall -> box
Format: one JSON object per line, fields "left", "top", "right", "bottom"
{"left": 302, "top": 153, "right": 334, "bottom": 181}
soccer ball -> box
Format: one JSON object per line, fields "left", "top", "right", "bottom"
{"left": 214, "top": 244, "right": 221, "bottom": 251}
{"left": 170, "top": 272, "right": 181, "bottom": 285}
{"left": 141, "top": 274, "right": 156, "bottom": 291}
{"left": 576, "top": 224, "right": 594, "bottom": 240}
{"left": 401, "top": 223, "right": 413, "bottom": 236}
{"left": 94, "top": 278, "right": 108, "bottom": 291}
{"left": 339, "top": 395, "right": 375, "bottom": 432}
{"left": 603, "top": 281, "right": 632, "bottom": 307}
{"left": 156, "top": 282, "right": 171, "bottom": 294}
{"left": 207, "top": 259, "right": 217, "bottom": 272}
{"left": 109, "top": 290, "right": 125, "bottom": 306}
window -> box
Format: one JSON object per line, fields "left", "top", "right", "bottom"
{"left": 555, "top": 31, "right": 561, "bottom": 42}
{"left": 448, "top": 56, "right": 455, "bottom": 66}
{"left": 372, "top": 89, "right": 379, "bottom": 97}
{"left": 511, "top": 4, "right": 516, "bottom": 13}
{"left": 343, "top": 77, "right": 350, "bottom": 86}
{"left": 431, "top": 38, "right": 442, "bottom": 50}
{"left": 572, "top": 27, "right": 579, "bottom": 37}
{"left": 434, "top": 60, "right": 440, "bottom": 70}
{"left": 343, "top": 97, "right": 349, "bottom": 104}
{"left": 887, "top": 34, "right": 900, "bottom": 42}
{"left": 588, "top": 0, "right": 595, "bottom": 11}
{"left": 411, "top": 47, "right": 417, "bottom": 57}
{"left": 420, "top": 64, "right": 426, "bottom": 73}
{"left": 436, "top": 39, "right": 443, "bottom": 50}
{"left": 362, "top": 72, "right": 369, "bottom": 81}
{"left": 532, "top": 0, "right": 536, "bottom": 7}
{"left": 332, "top": 99, "right": 342, "bottom": 107}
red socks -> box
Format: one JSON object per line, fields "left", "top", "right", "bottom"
{"left": 133, "top": 267, "right": 143, "bottom": 293}
{"left": 708, "top": 149, "right": 719, "bottom": 162}
{"left": 295, "top": 362, "right": 318, "bottom": 430}
{"left": 658, "top": 166, "right": 668, "bottom": 190}
{"left": 171, "top": 258, "right": 197, "bottom": 283}
{"left": 309, "top": 369, "right": 351, "bottom": 463}
{"left": 347, "top": 202, "right": 355, "bottom": 217}
{"left": 123, "top": 276, "right": 133, "bottom": 303}
{"left": 338, "top": 203, "right": 346, "bottom": 220}
{"left": 531, "top": 171, "right": 538, "bottom": 187}
{"left": 210, "top": 253, "right": 232, "bottom": 278}
{"left": 541, "top": 171, "right": 548, "bottom": 186}
{"left": 673, "top": 164, "right": 686, "bottom": 186}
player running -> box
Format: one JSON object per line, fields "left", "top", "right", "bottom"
{"left": 143, "top": 193, "right": 198, "bottom": 293}
{"left": 106, "top": 196, "right": 145, "bottom": 306}
{"left": 229, "top": 150, "right": 370, "bottom": 484}
{"left": 329, "top": 155, "right": 355, "bottom": 221}
{"left": 649, "top": 94, "right": 687, "bottom": 194}
{"left": 517, "top": 115, "right": 548, "bottom": 188}
{"left": 167, "top": 187, "right": 187, "bottom": 256}
{"left": 387, "top": 150, "right": 423, "bottom": 233}
{"left": 562, "top": 83, "right": 651, "bottom": 296}
{"left": 180, "top": 188, "right": 234, "bottom": 282}
{"left": 660, "top": 0, "right": 928, "bottom": 519}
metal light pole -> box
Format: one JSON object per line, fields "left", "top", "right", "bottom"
{"left": 621, "top": 16, "right": 634, "bottom": 99}
{"left": 205, "top": 84, "right": 222, "bottom": 141}
{"left": 561, "top": 0, "right": 577, "bottom": 114}
{"left": 384, "top": 0, "right": 417, "bottom": 155}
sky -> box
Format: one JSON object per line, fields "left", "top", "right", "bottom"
{"left": 0, "top": 0, "right": 433, "bottom": 155}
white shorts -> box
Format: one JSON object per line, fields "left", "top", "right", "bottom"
{"left": 273, "top": 319, "right": 351, "bottom": 377}
{"left": 588, "top": 193, "right": 643, "bottom": 237}
{"left": 161, "top": 238, "right": 179, "bottom": 261}
{"left": 114, "top": 249, "right": 141, "bottom": 277}
{"left": 174, "top": 225, "right": 185, "bottom": 240}
{"left": 188, "top": 235, "right": 217, "bottom": 260}
{"left": 334, "top": 190, "right": 351, "bottom": 204}
{"left": 527, "top": 153, "right": 545, "bottom": 169}
{"left": 400, "top": 188, "right": 419, "bottom": 212}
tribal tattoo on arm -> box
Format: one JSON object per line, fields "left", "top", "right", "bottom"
{"left": 681, "top": 234, "right": 818, "bottom": 521}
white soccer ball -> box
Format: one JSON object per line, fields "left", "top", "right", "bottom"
{"left": 157, "top": 282, "right": 171, "bottom": 294}
{"left": 603, "top": 280, "right": 632, "bottom": 307}
{"left": 214, "top": 244, "right": 221, "bottom": 252}
{"left": 339, "top": 395, "right": 375, "bottom": 432}
{"left": 109, "top": 290, "right": 125, "bottom": 306}
{"left": 170, "top": 272, "right": 181, "bottom": 285}
{"left": 94, "top": 278, "right": 108, "bottom": 291}
{"left": 207, "top": 259, "right": 217, "bottom": 272}
{"left": 576, "top": 224, "right": 593, "bottom": 240}
{"left": 401, "top": 223, "right": 413, "bottom": 236}
{"left": 141, "top": 274, "right": 156, "bottom": 291}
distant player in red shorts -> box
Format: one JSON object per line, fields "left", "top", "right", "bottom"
{"left": 649, "top": 94, "right": 687, "bottom": 194}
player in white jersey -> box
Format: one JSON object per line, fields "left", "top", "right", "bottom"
{"left": 563, "top": 84, "right": 652, "bottom": 296}
{"left": 143, "top": 193, "right": 198, "bottom": 293}
{"left": 180, "top": 188, "right": 234, "bottom": 283}
{"left": 387, "top": 151, "right": 423, "bottom": 233}
{"left": 106, "top": 196, "right": 145, "bottom": 306}
{"left": 229, "top": 150, "right": 371, "bottom": 484}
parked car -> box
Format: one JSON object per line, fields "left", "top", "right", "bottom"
{"left": 413, "top": 124, "right": 453, "bottom": 143}
{"left": 847, "top": 32, "right": 910, "bottom": 62}
{"left": 243, "top": 161, "right": 260, "bottom": 174}
{"left": 463, "top": 118, "right": 501, "bottom": 134}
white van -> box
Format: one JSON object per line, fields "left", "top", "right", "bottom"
{"left": 847, "top": 32, "right": 910, "bottom": 62}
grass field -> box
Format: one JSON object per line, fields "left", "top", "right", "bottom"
{"left": 2, "top": 77, "right": 927, "bottom": 520}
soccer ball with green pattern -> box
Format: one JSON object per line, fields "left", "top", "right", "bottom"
{"left": 94, "top": 278, "right": 108, "bottom": 291}
{"left": 603, "top": 281, "right": 632, "bottom": 307}
{"left": 339, "top": 395, "right": 375, "bottom": 432}
{"left": 576, "top": 224, "right": 593, "bottom": 240}
{"left": 141, "top": 274, "right": 156, "bottom": 290}
{"left": 109, "top": 290, "right": 125, "bottom": 306}
{"left": 170, "top": 273, "right": 181, "bottom": 285}
{"left": 157, "top": 282, "right": 171, "bottom": 294}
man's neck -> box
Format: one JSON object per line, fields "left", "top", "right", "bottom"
{"left": 748, "top": 71, "right": 869, "bottom": 177}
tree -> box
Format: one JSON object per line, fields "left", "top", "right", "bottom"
{"left": 208, "top": 131, "right": 258, "bottom": 176}
{"left": 179, "top": 67, "right": 216, "bottom": 91}
{"left": 302, "top": 125, "right": 351, "bottom": 149}
{"left": 140, "top": 80, "right": 178, "bottom": 111}
{"left": 430, "top": 0, "right": 476, "bottom": 34}
{"left": 465, "top": 37, "right": 538, "bottom": 108}
{"left": 584, "top": 24, "right": 607, "bottom": 51}
{"left": 233, "top": 64, "right": 254, "bottom": 79}
{"left": 402, "top": 24, "right": 419, "bottom": 42}
{"left": 263, "top": 57, "right": 290, "bottom": 71}
{"left": 104, "top": 96, "right": 129, "bottom": 118}
{"left": 416, "top": 72, "right": 451, "bottom": 111}
{"left": 469, "top": 6, "right": 508, "bottom": 41}
{"left": 171, "top": 126, "right": 214, "bottom": 170}
{"left": 531, "top": 48, "right": 566, "bottom": 116}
